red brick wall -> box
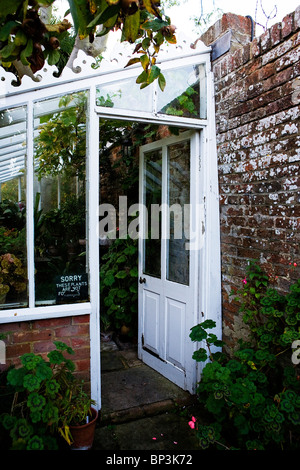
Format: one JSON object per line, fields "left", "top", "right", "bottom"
{"left": 0, "top": 315, "right": 90, "bottom": 382}
{"left": 201, "top": 9, "right": 300, "bottom": 347}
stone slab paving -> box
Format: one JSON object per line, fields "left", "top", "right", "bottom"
{"left": 94, "top": 341, "right": 199, "bottom": 451}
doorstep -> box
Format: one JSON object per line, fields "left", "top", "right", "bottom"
{"left": 99, "top": 340, "right": 196, "bottom": 426}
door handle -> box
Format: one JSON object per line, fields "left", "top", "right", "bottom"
{"left": 139, "top": 277, "right": 146, "bottom": 284}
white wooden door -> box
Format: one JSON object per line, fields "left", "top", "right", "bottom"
{"left": 138, "top": 131, "right": 200, "bottom": 393}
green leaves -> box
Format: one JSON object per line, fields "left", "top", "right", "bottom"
{"left": 0, "top": 21, "right": 18, "bottom": 41}
{"left": 136, "top": 64, "right": 162, "bottom": 89}
{"left": 67, "top": 0, "right": 94, "bottom": 39}
{"left": 121, "top": 9, "right": 176, "bottom": 90}
{"left": 1, "top": 341, "right": 80, "bottom": 450}
{"left": 0, "top": 0, "right": 177, "bottom": 87}
{"left": 190, "top": 319, "right": 224, "bottom": 365}
{"left": 20, "top": 38, "right": 33, "bottom": 65}
{"left": 191, "top": 263, "right": 300, "bottom": 450}
{"left": 0, "top": 0, "right": 23, "bottom": 22}
{"left": 123, "top": 10, "right": 140, "bottom": 43}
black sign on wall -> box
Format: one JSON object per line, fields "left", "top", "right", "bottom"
{"left": 55, "top": 273, "right": 88, "bottom": 303}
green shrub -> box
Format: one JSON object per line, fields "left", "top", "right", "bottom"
{"left": 0, "top": 341, "right": 94, "bottom": 450}
{"left": 100, "top": 236, "right": 138, "bottom": 336}
{"left": 190, "top": 261, "right": 300, "bottom": 450}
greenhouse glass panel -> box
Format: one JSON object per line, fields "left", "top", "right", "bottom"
{"left": 96, "top": 77, "right": 153, "bottom": 112}
{"left": 157, "top": 63, "right": 207, "bottom": 120}
{"left": 33, "top": 92, "right": 89, "bottom": 306}
{"left": 0, "top": 106, "right": 28, "bottom": 309}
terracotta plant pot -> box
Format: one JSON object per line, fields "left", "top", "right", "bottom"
{"left": 69, "top": 407, "right": 98, "bottom": 450}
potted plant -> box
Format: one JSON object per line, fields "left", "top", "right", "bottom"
{"left": 0, "top": 253, "right": 27, "bottom": 304}
{"left": 0, "top": 341, "right": 97, "bottom": 450}
{"left": 58, "top": 375, "right": 98, "bottom": 450}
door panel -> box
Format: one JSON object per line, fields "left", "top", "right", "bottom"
{"left": 165, "top": 297, "right": 185, "bottom": 368}
{"left": 138, "top": 131, "right": 199, "bottom": 393}
{"left": 143, "top": 289, "right": 160, "bottom": 355}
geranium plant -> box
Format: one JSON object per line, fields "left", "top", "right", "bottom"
{"left": 189, "top": 261, "right": 300, "bottom": 450}
{"left": 0, "top": 341, "right": 95, "bottom": 450}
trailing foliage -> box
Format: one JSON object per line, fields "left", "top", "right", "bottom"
{"left": 0, "top": 0, "right": 176, "bottom": 88}
{"left": 100, "top": 235, "right": 138, "bottom": 335}
{"left": 0, "top": 341, "right": 95, "bottom": 450}
{"left": 190, "top": 261, "right": 300, "bottom": 450}
{"left": 35, "top": 92, "right": 87, "bottom": 180}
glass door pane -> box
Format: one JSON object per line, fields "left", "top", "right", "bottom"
{"left": 143, "top": 149, "right": 162, "bottom": 278}
{"left": 167, "top": 140, "right": 190, "bottom": 285}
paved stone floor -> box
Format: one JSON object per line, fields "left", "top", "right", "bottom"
{"left": 93, "top": 339, "right": 200, "bottom": 451}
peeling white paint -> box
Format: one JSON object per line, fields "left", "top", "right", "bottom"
{"left": 281, "top": 123, "right": 298, "bottom": 135}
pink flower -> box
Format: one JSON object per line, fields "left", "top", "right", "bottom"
{"left": 188, "top": 416, "right": 196, "bottom": 429}
{"left": 242, "top": 278, "right": 247, "bottom": 284}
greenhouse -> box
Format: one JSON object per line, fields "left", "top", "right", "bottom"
{"left": 0, "top": 36, "right": 221, "bottom": 404}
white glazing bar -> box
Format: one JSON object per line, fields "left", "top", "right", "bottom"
{"left": 26, "top": 101, "right": 35, "bottom": 309}
{"left": 0, "top": 303, "right": 92, "bottom": 323}
{"left": 87, "top": 85, "right": 101, "bottom": 409}
{"left": 94, "top": 106, "right": 207, "bottom": 129}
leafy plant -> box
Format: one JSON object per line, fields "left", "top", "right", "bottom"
{"left": 35, "top": 92, "right": 87, "bottom": 180}
{"left": 0, "top": 341, "right": 95, "bottom": 450}
{"left": 0, "top": 1, "right": 176, "bottom": 88}
{"left": 100, "top": 236, "right": 138, "bottom": 336}
{"left": 0, "top": 199, "right": 25, "bottom": 231}
{"left": 0, "top": 227, "right": 20, "bottom": 255}
{"left": 60, "top": 195, "right": 86, "bottom": 243}
{"left": 164, "top": 86, "right": 199, "bottom": 117}
{"left": 189, "top": 261, "right": 300, "bottom": 450}
{"left": 0, "top": 253, "right": 27, "bottom": 297}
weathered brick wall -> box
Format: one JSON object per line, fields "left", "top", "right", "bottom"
{"left": 201, "top": 9, "right": 300, "bottom": 348}
{"left": 0, "top": 315, "right": 90, "bottom": 382}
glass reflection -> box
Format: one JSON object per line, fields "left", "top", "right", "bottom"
{"left": 0, "top": 106, "right": 28, "bottom": 309}
{"left": 96, "top": 77, "right": 153, "bottom": 112}
{"left": 143, "top": 149, "right": 162, "bottom": 278}
{"left": 157, "top": 64, "right": 206, "bottom": 119}
{"left": 167, "top": 140, "right": 190, "bottom": 285}
{"left": 34, "top": 92, "right": 88, "bottom": 305}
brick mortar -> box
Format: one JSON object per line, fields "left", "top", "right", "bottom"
{"left": 0, "top": 315, "right": 90, "bottom": 381}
